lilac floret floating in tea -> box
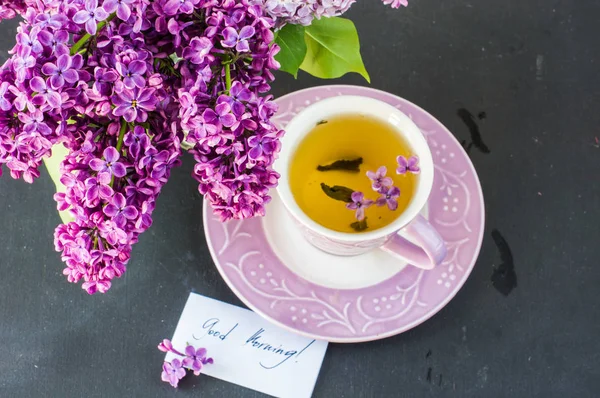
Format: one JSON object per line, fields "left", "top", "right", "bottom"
{"left": 366, "top": 165, "right": 393, "bottom": 191}
{"left": 345, "top": 191, "right": 374, "bottom": 222}
{"left": 375, "top": 185, "right": 401, "bottom": 211}
{"left": 396, "top": 155, "right": 421, "bottom": 174}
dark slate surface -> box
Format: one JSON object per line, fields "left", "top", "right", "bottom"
{"left": 1, "top": 1, "right": 599, "bottom": 397}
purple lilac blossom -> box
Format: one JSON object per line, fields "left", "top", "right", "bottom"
{"left": 256, "top": 0, "right": 406, "bottom": 26}
{"left": 396, "top": 155, "right": 420, "bottom": 174}
{"left": 158, "top": 340, "right": 213, "bottom": 387}
{"left": 182, "top": 37, "right": 213, "bottom": 64}
{"left": 73, "top": 0, "right": 109, "bottom": 35}
{"left": 103, "top": 192, "right": 139, "bottom": 227}
{"left": 0, "top": 0, "right": 403, "bottom": 295}
{"left": 103, "top": 0, "right": 134, "bottom": 21}
{"left": 112, "top": 88, "right": 157, "bottom": 122}
{"left": 257, "top": 0, "right": 354, "bottom": 26}
{"left": 161, "top": 359, "right": 186, "bottom": 388}
{"left": 366, "top": 165, "right": 393, "bottom": 192}
{"left": 116, "top": 60, "right": 147, "bottom": 89}
{"left": 42, "top": 54, "right": 81, "bottom": 89}
{"left": 29, "top": 76, "right": 62, "bottom": 109}
{"left": 93, "top": 67, "right": 118, "bottom": 96}
{"left": 221, "top": 26, "right": 255, "bottom": 52}
{"left": 376, "top": 185, "right": 400, "bottom": 211}
{"left": 55, "top": 122, "right": 181, "bottom": 294}
{"left": 0, "top": 0, "right": 281, "bottom": 293}
{"left": 183, "top": 346, "right": 214, "bottom": 376}
{"left": 0, "top": 0, "right": 30, "bottom": 22}
{"left": 382, "top": 0, "right": 408, "bottom": 9}
{"left": 346, "top": 191, "right": 374, "bottom": 221}
{"left": 174, "top": 1, "right": 284, "bottom": 222}
{"left": 89, "top": 147, "right": 127, "bottom": 178}
{"left": 158, "top": 339, "right": 178, "bottom": 354}
{"left": 37, "top": 29, "right": 69, "bottom": 55}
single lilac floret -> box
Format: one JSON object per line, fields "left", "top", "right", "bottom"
{"left": 221, "top": 26, "right": 255, "bottom": 52}
{"left": 89, "top": 147, "right": 127, "bottom": 178}
{"left": 396, "top": 155, "right": 420, "bottom": 175}
{"left": 161, "top": 359, "right": 186, "bottom": 388}
{"left": 346, "top": 191, "right": 374, "bottom": 221}
{"left": 72, "top": 0, "right": 109, "bottom": 35}
{"left": 183, "top": 345, "right": 214, "bottom": 376}
{"left": 376, "top": 186, "right": 401, "bottom": 211}
{"left": 366, "top": 166, "right": 393, "bottom": 191}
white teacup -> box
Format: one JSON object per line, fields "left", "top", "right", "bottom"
{"left": 275, "top": 95, "right": 446, "bottom": 270}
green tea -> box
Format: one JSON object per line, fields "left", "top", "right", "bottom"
{"left": 289, "top": 115, "right": 418, "bottom": 233}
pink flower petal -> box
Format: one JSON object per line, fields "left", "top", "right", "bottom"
{"left": 103, "top": 147, "right": 119, "bottom": 163}
{"left": 72, "top": 10, "right": 91, "bottom": 24}
{"left": 356, "top": 207, "right": 365, "bottom": 221}
{"left": 85, "top": 18, "right": 97, "bottom": 35}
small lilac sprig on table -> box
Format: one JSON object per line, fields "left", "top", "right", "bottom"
{"left": 161, "top": 359, "right": 186, "bottom": 389}
{"left": 158, "top": 339, "right": 213, "bottom": 388}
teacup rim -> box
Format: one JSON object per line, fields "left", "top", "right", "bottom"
{"left": 275, "top": 95, "right": 434, "bottom": 242}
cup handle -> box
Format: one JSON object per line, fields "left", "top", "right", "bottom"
{"left": 380, "top": 215, "right": 447, "bottom": 270}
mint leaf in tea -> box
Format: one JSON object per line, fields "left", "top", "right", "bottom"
{"left": 351, "top": 218, "right": 369, "bottom": 232}
{"left": 317, "top": 157, "right": 363, "bottom": 172}
{"left": 320, "top": 183, "right": 355, "bottom": 202}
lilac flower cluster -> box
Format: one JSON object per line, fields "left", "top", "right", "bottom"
{"left": 0, "top": 1, "right": 82, "bottom": 184}
{"left": 158, "top": 339, "right": 213, "bottom": 388}
{"left": 259, "top": 0, "right": 353, "bottom": 26}
{"left": 54, "top": 122, "right": 181, "bottom": 294}
{"left": 0, "top": 0, "right": 281, "bottom": 293}
{"left": 173, "top": 1, "right": 283, "bottom": 221}
{"left": 0, "top": 0, "right": 407, "bottom": 292}
{"left": 257, "top": 0, "right": 407, "bottom": 26}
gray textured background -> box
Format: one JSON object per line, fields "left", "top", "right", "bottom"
{"left": 1, "top": 1, "right": 600, "bottom": 397}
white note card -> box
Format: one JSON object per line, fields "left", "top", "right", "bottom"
{"left": 166, "top": 293, "right": 329, "bottom": 398}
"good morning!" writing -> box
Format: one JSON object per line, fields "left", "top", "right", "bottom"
{"left": 193, "top": 318, "right": 316, "bottom": 369}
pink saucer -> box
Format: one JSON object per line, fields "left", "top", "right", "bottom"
{"left": 203, "top": 85, "right": 485, "bottom": 343}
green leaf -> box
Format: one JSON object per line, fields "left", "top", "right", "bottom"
{"left": 320, "top": 183, "right": 355, "bottom": 203}
{"left": 317, "top": 157, "right": 363, "bottom": 173}
{"left": 43, "top": 143, "right": 74, "bottom": 224}
{"left": 275, "top": 24, "right": 307, "bottom": 78}
{"left": 300, "top": 17, "right": 370, "bottom": 82}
